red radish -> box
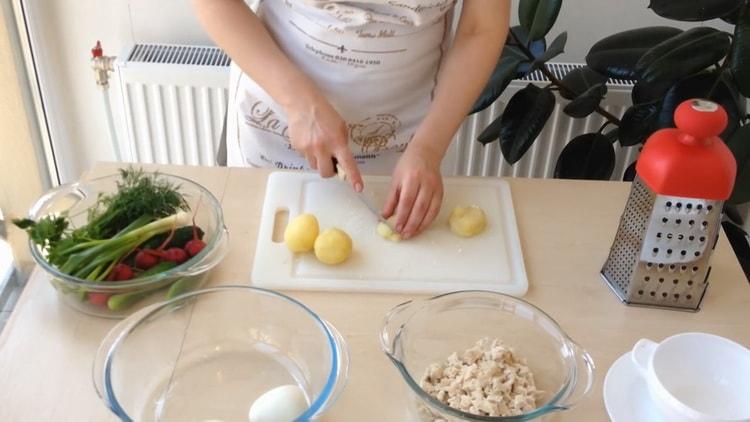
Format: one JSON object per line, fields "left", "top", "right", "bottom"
{"left": 163, "top": 248, "right": 188, "bottom": 264}
{"left": 107, "top": 263, "right": 134, "bottom": 281}
{"left": 184, "top": 239, "right": 206, "bottom": 257}
{"left": 88, "top": 292, "right": 110, "bottom": 307}
{"left": 184, "top": 199, "right": 206, "bottom": 257}
{"left": 135, "top": 250, "right": 159, "bottom": 269}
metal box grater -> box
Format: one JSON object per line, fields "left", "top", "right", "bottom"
{"left": 601, "top": 99, "right": 737, "bottom": 311}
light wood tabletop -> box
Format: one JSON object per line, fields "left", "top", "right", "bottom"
{"left": 1, "top": 163, "right": 748, "bottom": 421}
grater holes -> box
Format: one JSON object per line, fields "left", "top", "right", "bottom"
{"left": 692, "top": 266, "right": 699, "bottom": 272}
{"left": 678, "top": 234, "right": 684, "bottom": 240}
{"left": 697, "top": 204, "right": 703, "bottom": 211}
{"left": 650, "top": 291, "right": 656, "bottom": 297}
{"left": 681, "top": 250, "right": 687, "bottom": 256}
{"left": 699, "top": 236, "right": 706, "bottom": 242}
{"left": 701, "top": 221, "right": 709, "bottom": 229}
{"left": 667, "top": 248, "right": 673, "bottom": 255}
{"left": 645, "top": 276, "right": 651, "bottom": 281}
{"left": 676, "top": 202, "right": 682, "bottom": 209}
{"left": 658, "top": 263, "right": 665, "bottom": 269}
{"left": 662, "top": 292, "right": 668, "bottom": 298}
{"left": 666, "top": 233, "right": 673, "bottom": 240}
{"left": 673, "top": 279, "right": 679, "bottom": 284}
{"left": 674, "top": 293, "right": 680, "bottom": 300}
{"left": 675, "top": 219, "right": 682, "bottom": 225}
{"left": 687, "top": 294, "right": 692, "bottom": 300}
{"left": 686, "top": 203, "right": 693, "bottom": 210}
{"left": 638, "top": 289, "right": 644, "bottom": 295}
{"left": 657, "top": 232, "right": 662, "bottom": 239}
{"left": 689, "top": 220, "right": 695, "bottom": 226}
{"left": 681, "top": 265, "right": 687, "bottom": 271}
{"left": 688, "top": 280, "right": 693, "bottom": 286}
{"left": 669, "top": 264, "right": 676, "bottom": 271}
{"left": 707, "top": 205, "right": 713, "bottom": 212}
{"left": 662, "top": 217, "right": 669, "bottom": 224}
{"left": 689, "top": 235, "right": 695, "bottom": 241}
{"left": 658, "top": 277, "right": 664, "bottom": 283}
{"left": 694, "top": 251, "right": 701, "bottom": 257}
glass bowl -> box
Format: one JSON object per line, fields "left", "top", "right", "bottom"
{"left": 93, "top": 286, "right": 349, "bottom": 421}
{"left": 380, "top": 290, "right": 595, "bottom": 421}
{"left": 25, "top": 171, "right": 229, "bottom": 318}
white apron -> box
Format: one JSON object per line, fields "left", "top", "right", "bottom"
{"left": 228, "top": 0, "right": 456, "bottom": 174}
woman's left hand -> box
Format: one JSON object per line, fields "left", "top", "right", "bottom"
{"left": 382, "top": 144, "right": 444, "bottom": 239}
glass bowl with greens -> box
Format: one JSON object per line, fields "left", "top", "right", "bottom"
{"left": 15, "top": 168, "right": 229, "bottom": 318}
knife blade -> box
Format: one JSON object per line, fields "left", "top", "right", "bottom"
{"left": 332, "top": 160, "right": 394, "bottom": 229}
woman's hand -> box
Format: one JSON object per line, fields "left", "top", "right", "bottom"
{"left": 382, "top": 143, "right": 444, "bottom": 239}
{"left": 286, "top": 94, "right": 364, "bottom": 191}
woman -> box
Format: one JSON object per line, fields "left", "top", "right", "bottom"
{"left": 194, "top": 0, "right": 508, "bottom": 239}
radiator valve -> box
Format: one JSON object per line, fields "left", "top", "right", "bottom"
{"left": 91, "top": 41, "right": 116, "bottom": 89}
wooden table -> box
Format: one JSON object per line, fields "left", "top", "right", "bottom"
{"left": 1, "top": 163, "right": 748, "bottom": 421}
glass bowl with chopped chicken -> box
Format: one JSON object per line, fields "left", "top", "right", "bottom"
{"left": 17, "top": 168, "right": 228, "bottom": 318}
{"left": 380, "top": 291, "right": 595, "bottom": 421}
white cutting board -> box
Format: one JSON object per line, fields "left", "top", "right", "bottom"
{"left": 251, "top": 172, "right": 528, "bottom": 296}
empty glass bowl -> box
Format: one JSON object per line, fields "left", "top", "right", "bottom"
{"left": 93, "top": 286, "right": 348, "bottom": 421}
{"left": 380, "top": 290, "right": 595, "bottom": 421}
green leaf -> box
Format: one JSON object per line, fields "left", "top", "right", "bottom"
{"left": 560, "top": 66, "right": 608, "bottom": 101}
{"left": 477, "top": 114, "right": 504, "bottom": 145}
{"left": 729, "top": 6, "right": 750, "bottom": 97}
{"left": 519, "top": 0, "right": 562, "bottom": 41}
{"left": 530, "top": 32, "right": 567, "bottom": 72}
{"left": 586, "top": 27, "right": 683, "bottom": 80}
{"left": 727, "top": 125, "right": 750, "bottom": 204}
{"left": 509, "top": 25, "right": 547, "bottom": 76}
{"left": 619, "top": 103, "right": 660, "bottom": 146}
{"left": 563, "top": 83, "right": 607, "bottom": 118}
{"left": 499, "top": 84, "right": 556, "bottom": 164}
{"left": 648, "top": 0, "right": 744, "bottom": 21}
{"left": 635, "top": 28, "right": 731, "bottom": 84}
{"left": 657, "top": 72, "right": 745, "bottom": 140}
{"left": 631, "top": 79, "right": 675, "bottom": 104}
{"left": 470, "top": 56, "right": 522, "bottom": 114}
{"left": 554, "top": 133, "right": 616, "bottom": 180}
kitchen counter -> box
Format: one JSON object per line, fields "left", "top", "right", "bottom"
{"left": 1, "top": 163, "right": 748, "bottom": 421}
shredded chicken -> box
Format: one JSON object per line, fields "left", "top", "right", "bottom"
{"left": 419, "top": 338, "right": 544, "bottom": 418}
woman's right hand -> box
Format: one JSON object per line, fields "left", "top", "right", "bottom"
{"left": 286, "top": 94, "right": 364, "bottom": 192}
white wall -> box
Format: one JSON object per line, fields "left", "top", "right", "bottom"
{"left": 25, "top": 0, "right": 733, "bottom": 182}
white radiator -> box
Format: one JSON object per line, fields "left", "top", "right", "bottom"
{"left": 113, "top": 44, "right": 638, "bottom": 179}
{"left": 113, "top": 44, "right": 230, "bottom": 166}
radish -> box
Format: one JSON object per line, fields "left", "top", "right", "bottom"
{"left": 163, "top": 248, "right": 188, "bottom": 264}
{"left": 185, "top": 239, "right": 206, "bottom": 257}
{"left": 185, "top": 202, "right": 207, "bottom": 257}
{"left": 88, "top": 292, "right": 110, "bottom": 307}
{"left": 135, "top": 250, "right": 159, "bottom": 269}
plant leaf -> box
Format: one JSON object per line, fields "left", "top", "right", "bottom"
{"left": 477, "top": 114, "right": 504, "bottom": 145}
{"left": 729, "top": 6, "right": 750, "bottom": 97}
{"left": 727, "top": 125, "right": 750, "bottom": 204}
{"left": 586, "top": 27, "right": 683, "bottom": 80}
{"left": 519, "top": 0, "right": 562, "bottom": 41}
{"left": 554, "top": 133, "right": 616, "bottom": 180}
{"left": 657, "top": 72, "right": 745, "bottom": 140}
{"left": 648, "top": 0, "right": 744, "bottom": 21}
{"left": 560, "top": 66, "right": 608, "bottom": 100}
{"left": 498, "top": 84, "right": 556, "bottom": 164}
{"left": 635, "top": 27, "right": 731, "bottom": 84}
{"left": 470, "top": 56, "right": 522, "bottom": 114}
{"left": 509, "top": 25, "right": 547, "bottom": 76}
{"left": 530, "top": 32, "right": 567, "bottom": 72}
{"left": 619, "top": 102, "right": 660, "bottom": 146}
{"left": 631, "top": 79, "right": 675, "bottom": 104}
{"left": 563, "top": 83, "right": 607, "bottom": 118}
{"left": 623, "top": 160, "right": 638, "bottom": 182}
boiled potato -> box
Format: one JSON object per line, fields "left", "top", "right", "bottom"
{"left": 314, "top": 228, "right": 353, "bottom": 265}
{"left": 376, "top": 222, "right": 402, "bottom": 242}
{"left": 449, "top": 205, "right": 487, "bottom": 237}
{"left": 284, "top": 213, "right": 319, "bottom": 253}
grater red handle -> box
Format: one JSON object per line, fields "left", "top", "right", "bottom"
{"left": 636, "top": 99, "right": 737, "bottom": 200}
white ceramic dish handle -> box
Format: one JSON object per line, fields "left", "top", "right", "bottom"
{"left": 631, "top": 338, "right": 658, "bottom": 378}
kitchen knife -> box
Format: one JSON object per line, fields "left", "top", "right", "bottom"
{"left": 331, "top": 159, "right": 394, "bottom": 230}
